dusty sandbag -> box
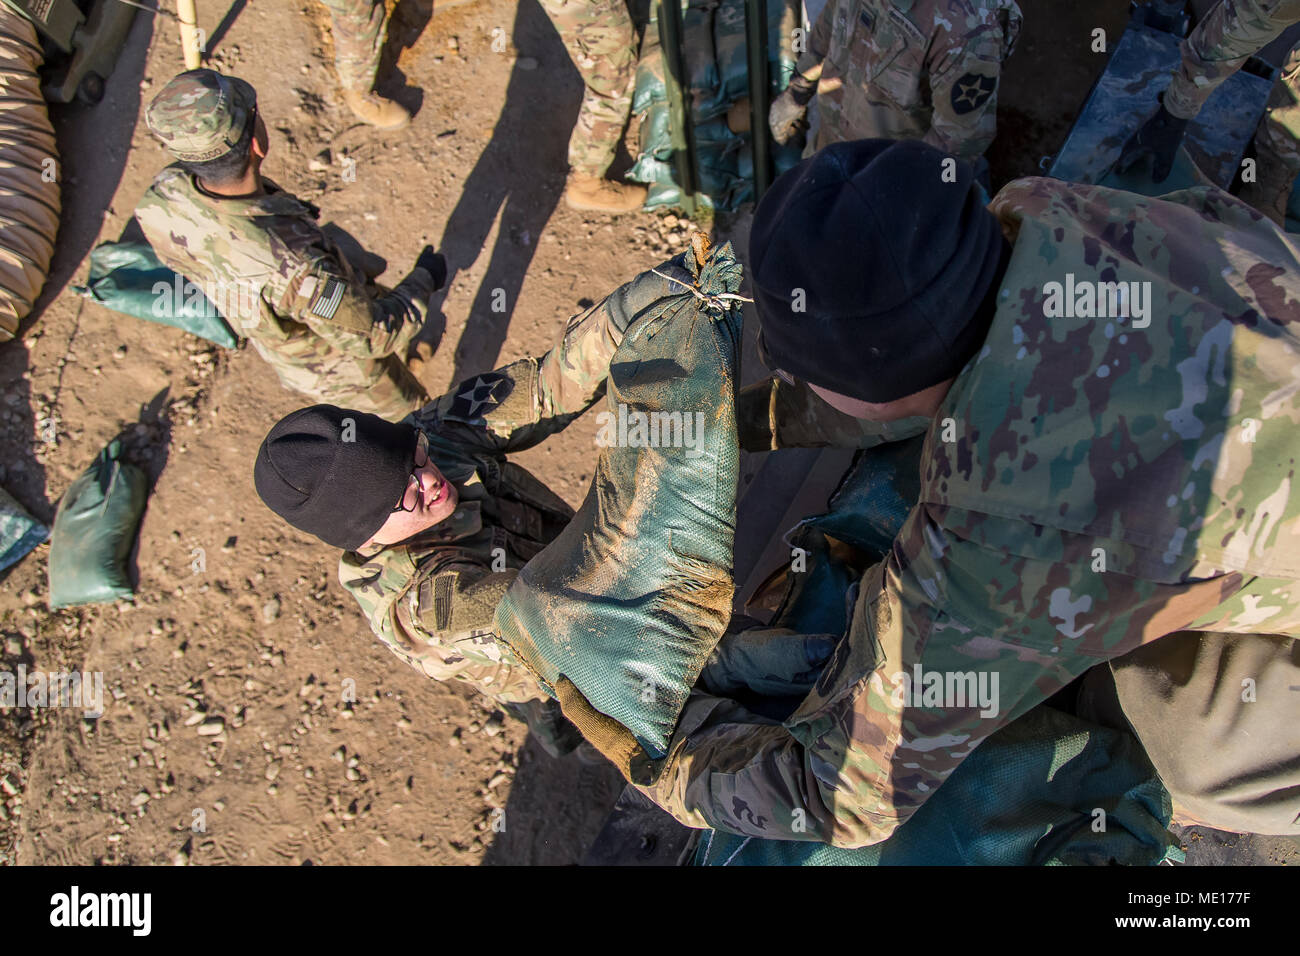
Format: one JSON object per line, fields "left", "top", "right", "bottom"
{"left": 48, "top": 440, "right": 148, "bottom": 609}
{"left": 0, "top": 484, "right": 46, "bottom": 573}
{"left": 0, "top": 4, "right": 61, "bottom": 341}
{"left": 494, "top": 238, "right": 743, "bottom": 765}
{"left": 75, "top": 237, "right": 239, "bottom": 348}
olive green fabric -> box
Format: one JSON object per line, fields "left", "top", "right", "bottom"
{"left": 48, "top": 441, "right": 148, "bottom": 609}
{"left": 494, "top": 241, "right": 744, "bottom": 762}
{"left": 75, "top": 237, "right": 239, "bottom": 348}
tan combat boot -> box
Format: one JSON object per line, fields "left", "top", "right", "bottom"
{"left": 564, "top": 172, "right": 648, "bottom": 214}
{"left": 342, "top": 89, "right": 411, "bottom": 130}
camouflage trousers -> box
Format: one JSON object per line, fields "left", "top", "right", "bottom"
{"left": 537, "top": 0, "right": 638, "bottom": 177}
{"left": 316, "top": 0, "right": 386, "bottom": 91}
{"left": 1245, "top": 42, "right": 1300, "bottom": 222}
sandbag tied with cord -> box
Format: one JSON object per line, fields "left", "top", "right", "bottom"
{"left": 494, "top": 236, "right": 744, "bottom": 780}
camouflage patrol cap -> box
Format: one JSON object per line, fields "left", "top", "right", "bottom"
{"left": 146, "top": 69, "right": 257, "bottom": 163}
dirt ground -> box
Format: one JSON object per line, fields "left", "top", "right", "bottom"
{"left": 0, "top": 0, "right": 1291, "bottom": 867}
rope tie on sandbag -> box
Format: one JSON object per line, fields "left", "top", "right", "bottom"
{"left": 651, "top": 267, "right": 753, "bottom": 313}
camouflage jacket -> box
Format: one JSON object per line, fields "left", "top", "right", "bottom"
{"left": 801, "top": 0, "right": 1022, "bottom": 159}
{"left": 639, "top": 178, "right": 1300, "bottom": 846}
{"left": 336, "top": 260, "right": 682, "bottom": 706}
{"left": 135, "top": 166, "right": 432, "bottom": 418}
{"left": 1165, "top": 0, "right": 1300, "bottom": 120}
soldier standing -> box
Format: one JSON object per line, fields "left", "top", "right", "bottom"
{"left": 316, "top": 0, "right": 412, "bottom": 129}
{"left": 768, "top": 0, "right": 1022, "bottom": 161}
{"left": 540, "top": 0, "right": 648, "bottom": 213}
{"left": 633, "top": 139, "right": 1300, "bottom": 843}
{"left": 1120, "top": 0, "right": 1300, "bottom": 226}
{"left": 136, "top": 70, "right": 443, "bottom": 420}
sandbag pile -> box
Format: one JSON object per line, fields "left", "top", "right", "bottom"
{"left": 628, "top": 0, "right": 804, "bottom": 211}
{"left": 0, "top": 3, "right": 60, "bottom": 340}
{"left": 494, "top": 238, "right": 744, "bottom": 772}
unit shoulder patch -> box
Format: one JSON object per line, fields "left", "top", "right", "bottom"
{"left": 951, "top": 72, "right": 997, "bottom": 114}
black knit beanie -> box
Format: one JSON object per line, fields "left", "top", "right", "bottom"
{"left": 750, "top": 139, "right": 1008, "bottom": 403}
{"left": 253, "top": 405, "right": 416, "bottom": 551}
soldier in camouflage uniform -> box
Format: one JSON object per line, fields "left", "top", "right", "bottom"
{"left": 252, "top": 254, "right": 706, "bottom": 752}
{"left": 315, "top": 0, "right": 411, "bottom": 129}
{"left": 769, "top": 0, "right": 1022, "bottom": 161}
{"left": 539, "top": 0, "right": 648, "bottom": 213}
{"left": 137, "top": 70, "right": 443, "bottom": 421}
{"left": 1121, "top": 0, "right": 1300, "bottom": 225}
{"left": 633, "top": 139, "right": 1300, "bottom": 842}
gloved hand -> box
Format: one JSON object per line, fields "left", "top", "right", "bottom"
{"left": 414, "top": 245, "right": 448, "bottom": 290}
{"left": 1115, "top": 96, "right": 1189, "bottom": 183}
{"left": 769, "top": 72, "right": 818, "bottom": 146}
{"left": 699, "top": 625, "right": 836, "bottom": 698}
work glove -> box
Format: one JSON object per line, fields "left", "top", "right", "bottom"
{"left": 769, "top": 72, "right": 817, "bottom": 146}
{"left": 1115, "top": 95, "right": 1189, "bottom": 183}
{"left": 414, "top": 245, "right": 448, "bottom": 291}
{"left": 699, "top": 625, "right": 837, "bottom": 698}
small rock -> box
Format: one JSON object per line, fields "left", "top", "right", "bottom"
{"left": 197, "top": 718, "right": 225, "bottom": 736}
{"left": 130, "top": 792, "right": 150, "bottom": 807}
{"left": 261, "top": 597, "right": 281, "bottom": 624}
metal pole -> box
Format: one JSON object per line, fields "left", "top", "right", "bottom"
{"left": 658, "top": 0, "right": 699, "bottom": 216}
{"left": 744, "top": 0, "right": 772, "bottom": 199}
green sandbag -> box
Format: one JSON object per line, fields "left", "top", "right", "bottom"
{"left": 75, "top": 237, "right": 239, "bottom": 348}
{"left": 47, "top": 440, "right": 148, "bottom": 609}
{"left": 0, "top": 485, "right": 47, "bottom": 574}
{"left": 709, "top": 0, "right": 795, "bottom": 117}
{"left": 633, "top": 44, "right": 667, "bottom": 115}
{"left": 495, "top": 242, "right": 744, "bottom": 759}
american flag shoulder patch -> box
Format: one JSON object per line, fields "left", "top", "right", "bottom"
{"left": 309, "top": 276, "right": 346, "bottom": 320}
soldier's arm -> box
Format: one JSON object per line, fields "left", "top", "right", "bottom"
{"left": 923, "top": 10, "right": 1020, "bottom": 161}
{"left": 339, "top": 554, "right": 546, "bottom": 707}
{"left": 794, "top": 0, "right": 837, "bottom": 83}
{"left": 738, "top": 377, "right": 930, "bottom": 451}
{"left": 636, "top": 508, "right": 1202, "bottom": 846}
{"left": 410, "top": 253, "right": 698, "bottom": 456}
{"left": 278, "top": 250, "right": 436, "bottom": 360}
{"left": 1164, "top": 0, "right": 1300, "bottom": 119}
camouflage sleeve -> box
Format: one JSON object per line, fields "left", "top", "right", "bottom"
{"left": 637, "top": 506, "right": 1236, "bottom": 845}
{"left": 276, "top": 250, "right": 434, "bottom": 360}
{"left": 1164, "top": 0, "right": 1300, "bottom": 120}
{"left": 922, "top": 5, "right": 1021, "bottom": 160}
{"left": 410, "top": 255, "right": 697, "bottom": 455}
{"left": 339, "top": 553, "right": 547, "bottom": 706}
{"left": 737, "top": 377, "right": 929, "bottom": 452}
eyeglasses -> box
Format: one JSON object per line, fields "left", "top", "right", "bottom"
{"left": 392, "top": 443, "right": 430, "bottom": 513}
{"left": 756, "top": 331, "right": 798, "bottom": 387}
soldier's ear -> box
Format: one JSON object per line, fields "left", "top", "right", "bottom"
{"left": 252, "top": 116, "right": 269, "bottom": 159}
